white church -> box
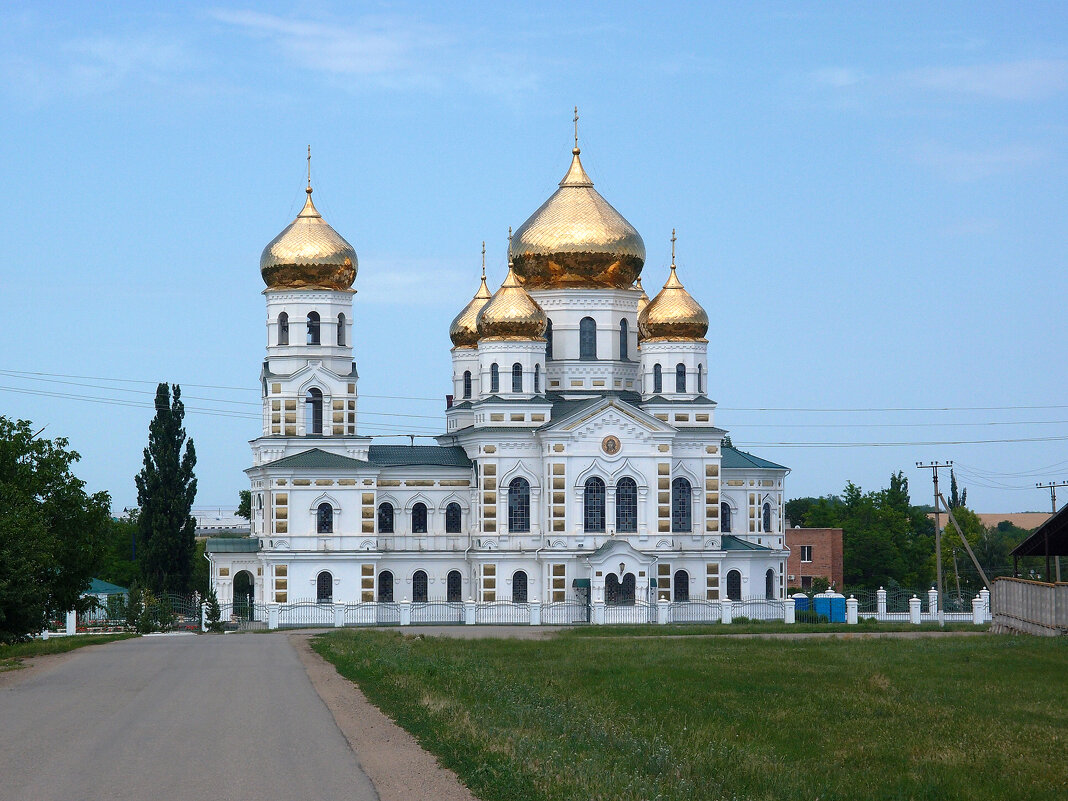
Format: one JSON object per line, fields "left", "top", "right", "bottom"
{"left": 207, "top": 129, "right": 790, "bottom": 620}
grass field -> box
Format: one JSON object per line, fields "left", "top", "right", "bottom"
{"left": 0, "top": 634, "right": 136, "bottom": 672}
{"left": 564, "top": 619, "right": 988, "bottom": 637}
{"left": 314, "top": 630, "right": 1067, "bottom": 801}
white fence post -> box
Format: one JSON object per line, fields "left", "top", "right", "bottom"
{"left": 201, "top": 603, "right": 207, "bottom": 633}
{"left": 592, "top": 600, "right": 605, "bottom": 625}
{"left": 979, "top": 588, "right": 991, "bottom": 623}
{"left": 334, "top": 603, "right": 345, "bottom": 628}
{"left": 877, "top": 587, "right": 887, "bottom": 620}
{"left": 784, "top": 597, "right": 795, "bottom": 624}
{"left": 400, "top": 599, "right": 411, "bottom": 626}
{"left": 972, "top": 594, "right": 984, "bottom": 625}
{"left": 656, "top": 599, "right": 670, "bottom": 625}
{"left": 65, "top": 610, "right": 76, "bottom": 636}
{"left": 529, "top": 598, "right": 541, "bottom": 626}
{"left": 721, "top": 599, "right": 733, "bottom": 624}
{"left": 908, "top": 595, "right": 921, "bottom": 625}
{"left": 928, "top": 587, "right": 939, "bottom": 623}
{"left": 846, "top": 596, "right": 859, "bottom": 624}
{"left": 268, "top": 603, "right": 279, "bottom": 630}
{"left": 464, "top": 599, "right": 476, "bottom": 625}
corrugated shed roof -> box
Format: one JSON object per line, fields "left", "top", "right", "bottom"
{"left": 266, "top": 448, "right": 371, "bottom": 470}
{"left": 205, "top": 538, "right": 261, "bottom": 553}
{"left": 721, "top": 445, "right": 788, "bottom": 471}
{"left": 367, "top": 445, "right": 471, "bottom": 468}
{"left": 721, "top": 535, "right": 773, "bottom": 551}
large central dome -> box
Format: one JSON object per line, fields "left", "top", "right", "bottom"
{"left": 509, "top": 147, "right": 645, "bottom": 289}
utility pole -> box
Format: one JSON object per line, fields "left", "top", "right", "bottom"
{"left": 1035, "top": 480, "right": 1067, "bottom": 581}
{"left": 917, "top": 461, "right": 953, "bottom": 626}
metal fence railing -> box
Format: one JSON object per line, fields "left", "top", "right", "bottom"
{"left": 542, "top": 601, "right": 590, "bottom": 625}
{"left": 603, "top": 600, "right": 655, "bottom": 625}
{"left": 735, "top": 598, "right": 786, "bottom": 621}
{"left": 475, "top": 602, "right": 531, "bottom": 625}
{"left": 411, "top": 601, "right": 465, "bottom": 625}
{"left": 667, "top": 600, "right": 721, "bottom": 624}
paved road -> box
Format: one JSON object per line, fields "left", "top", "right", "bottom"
{"left": 0, "top": 634, "right": 379, "bottom": 801}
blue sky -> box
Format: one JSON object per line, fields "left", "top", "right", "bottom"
{"left": 1, "top": 1, "right": 1066, "bottom": 514}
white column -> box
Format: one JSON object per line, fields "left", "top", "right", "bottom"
{"left": 65, "top": 610, "right": 77, "bottom": 636}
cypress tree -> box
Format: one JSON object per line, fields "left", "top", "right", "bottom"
{"left": 135, "top": 384, "right": 198, "bottom": 594}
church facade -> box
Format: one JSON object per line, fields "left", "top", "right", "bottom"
{"left": 207, "top": 134, "right": 789, "bottom": 617}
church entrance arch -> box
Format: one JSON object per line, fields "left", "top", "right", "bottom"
{"left": 233, "top": 570, "right": 254, "bottom": 619}
{"left": 605, "top": 572, "right": 636, "bottom": 606}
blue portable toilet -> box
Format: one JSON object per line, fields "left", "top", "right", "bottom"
{"left": 792, "top": 593, "right": 810, "bottom": 613}
{"left": 814, "top": 591, "right": 846, "bottom": 622}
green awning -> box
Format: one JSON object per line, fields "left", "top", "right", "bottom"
{"left": 572, "top": 578, "right": 591, "bottom": 588}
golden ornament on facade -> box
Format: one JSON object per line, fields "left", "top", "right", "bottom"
{"left": 638, "top": 232, "right": 708, "bottom": 341}
{"left": 450, "top": 243, "right": 493, "bottom": 348}
{"left": 476, "top": 263, "right": 548, "bottom": 341}
{"left": 509, "top": 146, "right": 645, "bottom": 290}
{"left": 260, "top": 187, "right": 358, "bottom": 291}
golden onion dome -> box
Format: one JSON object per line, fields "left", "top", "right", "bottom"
{"left": 260, "top": 187, "right": 357, "bottom": 291}
{"left": 450, "top": 245, "right": 493, "bottom": 348}
{"left": 635, "top": 276, "right": 650, "bottom": 315}
{"left": 476, "top": 262, "right": 547, "bottom": 341}
{"left": 509, "top": 145, "right": 645, "bottom": 289}
{"left": 639, "top": 253, "right": 708, "bottom": 342}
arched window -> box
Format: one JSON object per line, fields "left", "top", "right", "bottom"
{"left": 316, "top": 502, "right": 333, "bottom": 534}
{"left": 697, "top": 363, "right": 704, "bottom": 394}
{"left": 307, "top": 311, "right": 320, "bottom": 345}
{"left": 606, "top": 573, "right": 636, "bottom": 605}
{"left": 512, "top": 362, "right": 523, "bottom": 393}
{"left": 726, "top": 569, "right": 742, "bottom": 601}
{"left": 411, "top": 503, "right": 428, "bottom": 534}
{"left": 763, "top": 502, "right": 772, "bottom": 533}
{"left": 337, "top": 313, "right": 346, "bottom": 346}
{"left": 545, "top": 318, "right": 553, "bottom": 359}
{"left": 447, "top": 570, "right": 462, "bottom": 602}
{"left": 462, "top": 370, "right": 472, "bottom": 399}
{"left": 378, "top": 570, "right": 394, "bottom": 602}
{"left": 674, "top": 569, "right": 690, "bottom": 602}
{"left": 676, "top": 363, "right": 686, "bottom": 393}
{"left": 445, "top": 502, "right": 462, "bottom": 533}
{"left": 721, "top": 502, "right": 732, "bottom": 533}
{"left": 508, "top": 477, "right": 530, "bottom": 533}
{"left": 412, "top": 570, "right": 428, "bottom": 602}
{"left": 378, "top": 502, "right": 394, "bottom": 533}
{"left": 490, "top": 363, "right": 499, "bottom": 393}
{"left": 512, "top": 570, "right": 528, "bottom": 603}
{"left": 306, "top": 388, "right": 323, "bottom": 434}
{"left": 616, "top": 477, "right": 637, "bottom": 532}
{"left": 534, "top": 364, "right": 541, "bottom": 394}
{"left": 316, "top": 571, "right": 333, "bottom": 603}
{"left": 579, "top": 317, "right": 597, "bottom": 360}
{"left": 619, "top": 319, "right": 629, "bottom": 361}
{"left": 671, "top": 477, "right": 692, "bottom": 533}
{"left": 278, "top": 312, "right": 289, "bottom": 345}
{"left": 584, "top": 477, "right": 606, "bottom": 532}
{"left": 766, "top": 569, "right": 776, "bottom": 600}
{"left": 653, "top": 363, "right": 663, "bottom": 394}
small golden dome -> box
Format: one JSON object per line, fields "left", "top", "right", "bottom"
{"left": 639, "top": 247, "right": 708, "bottom": 342}
{"left": 476, "top": 263, "right": 548, "bottom": 341}
{"left": 260, "top": 188, "right": 357, "bottom": 291}
{"left": 635, "top": 276, "right": 650, "bottom": 315}
{"left": 509, "top": 146, "right": 645, "bottom": 289}
{"left": 450, "top": 245, "right": 493, "bottom": 348}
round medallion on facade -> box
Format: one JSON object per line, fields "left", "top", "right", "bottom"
{"left": 601, "top": 435, "right": 621, "bottom": 455}
{"left": 260, "top": 188, "right": 358, "bottom": 291}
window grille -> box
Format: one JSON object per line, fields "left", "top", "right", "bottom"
{"left": 316, "top": 571, "right": 333, "bottom": 603}
{"left": 671, "top": 477, "right": 692, "bottom": 533}
{"left": 676, "top": 363, "right": 686, "bottom": 393}
{"left": 580, "top": 317, "right": 597, "bottom": 360}
{"left": 412, "top": 503, "right": 428, "bottom": 534}
{"left": 584, "top": 477, "right": 606, "bottom": 532}
{"left": 378, "top": 571, "right": 394, "bottom": 602}
{"left": 674, "top": 569, "right": 690, "bottom": 601}
{"left": 490, "top": 363, "right": 499, "bottom": 393}
{"left": 508, "top": 478, "right": 531, "bottom": 533}
{"left": 763, "top": 502, "right": 772, "bottom": 532}
{"left": 378, "top": 503, "right": 394, "bottom": 533}
{"left": 306, "top": 388, "right": 323, "bottom": 434}
{"left": 412, "top": 570, "right": 428, "bottom": 602}
{"left": 616, "top": 478, "right": 638, "bottom": 532}
{"left": 721, "top": 502, "right": 732, "bottom": 533}
{"left": 445, "top": 502, "right": 462, "bottom": 534}
{"left": 278, "top": 312, "right": 289, "bottom": 345}
{"left": 726, "top": 569, "right": 742, "bottom": 601}
{"left": 316, "top": 502, "right": 333, "bottom": 534}
{"left": 619, "top": 319, "right": 629, "bottom": 360}
{"left": 653, "top": 363, "right": 662, "bottom": 394}
{"left": 512, "top": 363, "right": 523, "bottom": 393}
{"left": 512, "top": 570, "right": 528, "bottom": 603}
{"left": 463, "top": 370, "right": 472, "bottom": 399}
{"left": 307, "top": 311, "right": 320, "bottom": 345}
{"left": 447, "top": 570, "right": 462, "bottom": 602}
{"left": 534, "top": 364, "right": 540, "bottom": 394}
{"left": 337, "top": 313, "right": 346, "bottom": 346}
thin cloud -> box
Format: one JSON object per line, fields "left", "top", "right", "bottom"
{"left": 913, "top": 142, "right": 1049, "bottom": 181}
{"left": 810, "top": 67, "right": 865, "bottom": 88}
{"left": 907, "top": 59, "right": 1068, "bottom": 101}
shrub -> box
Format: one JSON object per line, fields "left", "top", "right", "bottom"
{"left": 205, "top": 589, "right": 223, "bottom": 633}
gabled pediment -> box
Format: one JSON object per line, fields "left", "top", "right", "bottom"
{"left": 542, "top": 397, "right": 673, "bottom": 438}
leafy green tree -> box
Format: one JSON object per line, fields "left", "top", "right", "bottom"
{"left": 135, "top": 384, "right": 198, "bottom": 594}
{"left": 949, "top": 469, "right": 967, "bottom": 509}
{"left": 0, "top": 416, "right": 111, "bottom": 642}
{"left": 95, "top": 514, "right": 141, "bottom": 589}
{"left": 205, "top": 588, "right": 223, "bottom": 633}
{"left": 236, "top": 489, "right": 252, "bottom": 520}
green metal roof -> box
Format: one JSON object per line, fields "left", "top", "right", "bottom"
{"left": 721, "top": 534, "right": 773, "bottom": 551}
{"left": 721, "top": 445, "right": 789, "bottom": 471}
{"left": 368, "top": 445, "right": 471, "bottom": 468}
{"left": 205, "top": 537, "right": 261, "bottom": 553}
{"left": 266, "top": 448, "right": 371, "bottom": 470}
{"left": 87, "top": 578, "right": 128, "bottom": 595}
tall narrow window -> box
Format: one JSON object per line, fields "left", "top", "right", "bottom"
{"left": 316, "top": 571, "right": 333, "bottom": 603}
{"left": 306, "top": 388, "right": 323, "bottom": 434}
{"left": 490, "top": 363, "right": 499, "bottom": 393}
{"left": 584, "top": 477, "right": 606, "bottom": 532}
{"left": 337, "top": 313, "right": 346, "bottom": 346}
{"left": 766, "top": 569, "right": 776, "bottom": 600}
{"left": 674, "top": 569, "right": 690, "bottom": 602}
{"left": 512, "top": 363, "right": 523, "bottom": 393}
{"left": 378, "top": 570, "right": 394, "bottom": 602}
{"left": 619, "top": 319, "right": 629, "bottom": 361}
{"left": 534, "top": 364, "right": 541, "bottom": 394}
{"left": 316, "top": 502, "right": 333, "bottom": 534}
{"left": 378, "top": 502, "right": 394, "bottom": 533}
{"left": 412, "top": 503, "right": 428, "bottom": 534}
{"left": 616, "top": 477, "right": 638, "bottom": 532}
{"left": 763, "top": 502, "right": 772, "bottom": 533}
{"left": 445, "top": 502, "right": 462, "bottom": 533}
{"left": 447, "top": 570, "right": 462, "bottom": 602}
{"left": 512, "top": 570, "right": 528, "bottom": 603}
{"left": 508, "top": 477, "right": 530, "bottom": 533}
{"left": 580, "top": 317, "right": 597, "bottom": 360}
{"left": 676, "top": 363, "right": 686, "bottom": 393}
{"left": 671, "top": 477, "right": 692, "bottom": 533}
{"left": 412, "top": 570, "right": 428, "bottom": 602}
{"left": 697, "top": 364, "right": 704, "bottom": 394}
{"left": 721, "top": 502, "right": 732, "bottom": 533}
{"left": 545, "top": 318, "right": 553, "bottom": 359}
{"left": 726, "top": 569, "right": 742, "bottom": 601}
{"left": 653, "top": 363, "right": 663, "bottom": 394}
{"left": 463, "top": 370, "right": 472, "bottom": 399}
{"left": 307, "top": 311, "right": 320, "bottom": 345}
{"left": 278, "top": 312, "right": 289, "bottom": 345}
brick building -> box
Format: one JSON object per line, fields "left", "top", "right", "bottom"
{"left": 785, "top": 527, "right": 843, "bottom": 590}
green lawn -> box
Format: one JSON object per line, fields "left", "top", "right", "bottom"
{"left": 314, "top": 630, "right": 1067, "bottom": 801}
{"left": 0, "top": 634, "right": 136, "bottom": 672}
{"left": 564, "top": 619, "right": 988, "bottom": 637}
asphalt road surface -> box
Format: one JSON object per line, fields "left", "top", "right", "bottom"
{"left": 0, "top": 634, "right": 380, "bottom": 801}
